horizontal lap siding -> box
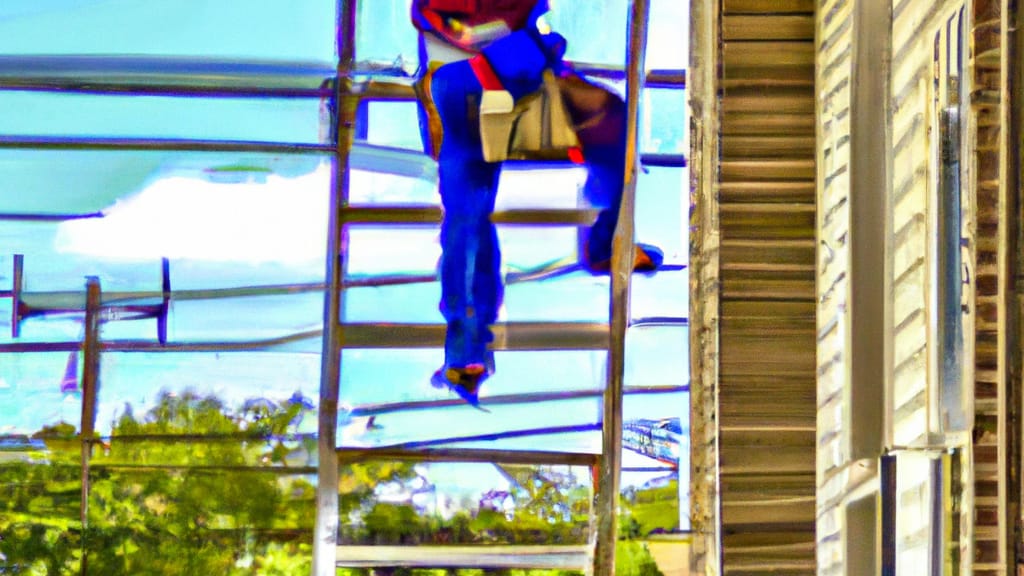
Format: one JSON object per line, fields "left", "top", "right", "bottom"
{"left": 815, "top": 0, "right": 852, "bottom": 572}
{"left": 720, "top": 0, "right": 817, "bottom": 573}
{"left": 890, "top": 0, "right": 936, "bottom": 449}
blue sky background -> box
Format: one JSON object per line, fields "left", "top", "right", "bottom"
{"left": 0, "top": 0, "right": 690, "bottom": 524}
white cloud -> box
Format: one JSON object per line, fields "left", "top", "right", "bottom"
{"left": 55, "top": 165, "right": 331, "bottom": 264}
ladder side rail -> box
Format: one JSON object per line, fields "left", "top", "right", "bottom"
{"left": 313, "top": 0, "right": 357, "bottom": 573}
{"left": 592, "top": 1, "right": 651, "bottom": 574}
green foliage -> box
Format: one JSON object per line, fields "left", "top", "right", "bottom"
{"left": 1, "top": 390, "right": 315, "bottom": 575}
{"left": 0, "top": 522, "right": 82, "bottom": 576}
{"left": 32, "top": 422, "right": 78, "bottom": 439}
{"left": 3, "top": 391, "right": 678, "bottom": 575}
{"left": 83, "top": 391, "right": 315, "bottom": 575}
{"left": 0, "top": 431, "right": 82, "bottom": 575}
{"left": 620, "top": 480, "right": 680, "bottom": 536}
{"left": 338, "top": 465, "right": 590, "bottom": 547}
{"left": 615, "top": 541, "right": 665, "bottom": 576}
{"left": 339, "top": 460, "right": 419, "bottom": 522}
{"left": 362, "top": 502, "right": 427, "bottom": 545}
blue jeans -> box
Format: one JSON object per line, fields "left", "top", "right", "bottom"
{"left": 428, "top": 60, "right": 627, "bottom": 368}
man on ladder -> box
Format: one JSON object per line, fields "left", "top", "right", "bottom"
{"left": 412, "top": 0, "right": 663, "bottom": 405}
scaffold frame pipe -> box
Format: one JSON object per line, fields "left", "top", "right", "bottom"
{"left": 0, "top": 59, "right": 682, "bottom": 97}
{"left": 376, "top": 423, "right": 602, "bottom": 451}
{"left": 0, "top": 135, "right": 332, "bottom": 153}
{"left": 0, "top": 54, "right": 336, "bottom": 97}
{"left": 3, "top": 270, "right": 688, "bottom": 312}
{"left": 0, "top": 318, "right": 685, "bottom": 354}
{"left": 337, "top": 447, "right": 599, "bottom": 467}
{"left": 0, "top": 205, "right": 595, "bottom": 226}
{"left": 0, "top": 313, "right": 688, "bottom": 354}
{"left": 79, "top": 277, "right": 101, "bottom": 531}
{"left": 348, "top": 384, "right": 690, "bottom": 417}
{"left": 0, "top": 81, "right": 333, "bottom": 99}
{"left": 11, "top": 254, "right": 22, "bottom": 338}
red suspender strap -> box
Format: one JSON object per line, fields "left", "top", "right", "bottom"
{"left": 420, "top": 9, "right": 450, "bottom": 36}
{"left": 468, "top": 54, "right": 504, "bottom": 91}
{"left": 428, "top": 0, "right": 477, "bottom": 12}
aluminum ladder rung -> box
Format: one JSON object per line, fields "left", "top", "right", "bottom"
{"left": 352, "top": 139, "right": 681, "bottom": 176}
{"left": 349, "top": 141, "right": 437, "bottom": 180}
{"left": 343, "top": 205, "right": 598, "bottom": 226}
{"left": 335, "top": 545, "right": 590, "bottom": 570}
{"left": 338, "top": 322, "right": 609, "bottom": 350}
{"left": 641, "top": 153, "right": 688, "bottom": 167}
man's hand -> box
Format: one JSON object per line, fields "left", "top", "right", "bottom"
{"left": 480, "top": 29, "right": 567, "bottom": 99}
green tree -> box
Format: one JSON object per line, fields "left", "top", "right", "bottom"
{"left": 0, "top": 422, "right": 82, "bottom": 575}
{"left": 83, "top": 390, "right": 316, "bottom": 575}
{"left": 3, "top": 392, "right": 674, "bottom": 576}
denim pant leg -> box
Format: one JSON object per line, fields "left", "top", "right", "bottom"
{"left": 431, "top": 61, "right": 503, "bottom": 368}
{"left": 556, "top": 75, "right": 629, "bottom": 264}
{"left": 582, "top": 144, "right": 628, "bottom": 263}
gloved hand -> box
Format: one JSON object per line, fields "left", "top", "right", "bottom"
{"left": 537, "top": 31, "right": 567, "bottom": 64}
{"left": 481, "top": 29, "right": 568, "bottom": 100}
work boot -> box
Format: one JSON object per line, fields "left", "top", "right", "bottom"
{"left": 431, "top": 363, "right": 489, "bottom": 409}
{"left": 584, "top": 242, "right": 664, "bottom": 274}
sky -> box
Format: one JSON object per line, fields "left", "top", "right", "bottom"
{"left": 0, "top": 0, "right": 691, "bottom": 524}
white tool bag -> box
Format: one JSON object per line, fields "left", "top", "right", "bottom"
{"left": 478, "top": 70, "right": 581, "bottom": 163}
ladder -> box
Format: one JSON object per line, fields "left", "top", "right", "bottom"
{"left": 313, "top": 1, "right": 685, "bottom": 574}
{"left": 0, "top": 1, "right": 686, "bottom": 573}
